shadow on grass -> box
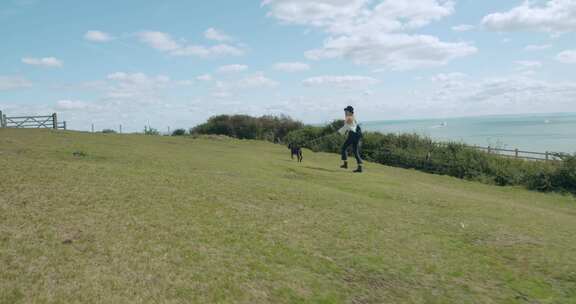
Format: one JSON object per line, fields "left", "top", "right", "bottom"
{"left": 303, "top": 166, "right": 339, "bottom": 173}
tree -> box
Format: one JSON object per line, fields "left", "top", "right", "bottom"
{"left": 172, "top": 129, "right": 187, "bottom": 136}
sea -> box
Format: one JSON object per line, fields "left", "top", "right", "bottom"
{"left": 362, "top": 113, "right": 576, "bottom": 154}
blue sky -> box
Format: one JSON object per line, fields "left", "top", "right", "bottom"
{"left": 1, "top": 0, "right": 575, "bottom": 132}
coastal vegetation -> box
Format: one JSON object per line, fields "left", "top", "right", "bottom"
{"left": 192, "top": 115, "right": 576, "bottom": 195}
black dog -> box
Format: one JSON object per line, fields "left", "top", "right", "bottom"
{"left": 288, "top": 143, "right": 303, "bottom": 162}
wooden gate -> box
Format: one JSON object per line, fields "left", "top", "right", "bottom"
{"left": 0, "top": 111, "right": 66, "bottom": 129}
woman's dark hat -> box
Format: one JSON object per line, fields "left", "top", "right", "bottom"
{"left": 344, "top": 106, "right": 354, "bottom": 113}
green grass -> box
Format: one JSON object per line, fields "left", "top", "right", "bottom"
{"left": 1, "top": 129, "right": 576, "bottom": 304}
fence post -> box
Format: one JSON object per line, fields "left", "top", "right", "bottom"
{"left": 91, "top": 124, "right": 94, "bottom": 133}
{"left": 545, "top": 151, "right": 549, "bottom": 161}
{"left": 0, "top": 110, "right": 3, "bottom": 128}
{"left": 487, "top": 146, "right": 491, "bottom": 154}
{"left": 2, "top": 113, "right": 6, "bottom": 128}
{"left": 52, "top": 113, "right": 58, "bottom": 129}
{"left": 515, "top": 148, "right": 519, "bottom": 158}
{"left": 63, "top": 121, "right": 67, "bottom": 130}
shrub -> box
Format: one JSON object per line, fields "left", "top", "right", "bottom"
{"left": 284, "top": 127, "right": 323, "bottom": 147}
{"left": 551, "top": 155, "right": 576, "bottom": 194}
{"left": 144, "top": 126, "right": 160, "bottom": 136}
{"left": 172, "top": 129, "right": 187, "bottom": 136}
{"left": 101, "top": 129, "right": 117, "bottom": 134}
{"left": 190, "top": 114, "right": 303, "bottom": 143}
{"left": 526, "top": 168, "right": 556, "bottom": 193}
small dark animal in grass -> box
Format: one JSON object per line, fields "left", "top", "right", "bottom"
{"left": 288, "top": 143, "right": 303, "bottom": 162}
{"left": 72, "top": 151, "right": 88, "bottom": 157}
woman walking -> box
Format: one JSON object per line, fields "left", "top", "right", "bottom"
{"left": 339, "top": 106, "right": 363, "bottom": 173}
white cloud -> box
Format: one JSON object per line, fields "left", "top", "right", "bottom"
{"left": 41, "top": 73, "right": 197, "bottom": 131}
{"left": 104, "top": 72, "right": 191, "bottom": 103}
{"left": 273, "top": 62, "right": 310, "bottom": 72}
{"left": 107, "top": 72, "right": 171, "bottom": 84}
{"left": 451, "top": 24, "right": 475, "bottom": 32}
{"left": 428, "top": 73, "right": 469, "bottom": 94}
{"left": 204, "top": 28, "right": 232, "bottom": 42}
{"left": 515, "top": 60, "right": 542, "bottom": 69}
{"left": 176, "top": 80, "right": 194, "bottom": 86}
{"left": 431, "top": 72, "right": 467, "bottom": 83}
{"left": 263, "top": 0, "right": 476, "bottom": 70}
{"left": 0, "top": 76, "right": 32, "bottom": 90}
{"left": 22, "top": 57, "right": 63, "bottom": 67}
{"left": 262, "top": 0, "right": 367, "bottom": 30}
{"left": 106, "top": 72, "right": 170, "bottom": 103}
{"left": 363, "top": 90, "right": 374, "bottom": 96}
{"left": 482, "top": 0, "right": 576, "bottom": 32}
{"left": 211, "top": 91, "right": 233, "bottom": 99}
{"left": 196, "top": 74, "right": 213, "bottom": 81}
{"left": 211, "top": 81, "right": 233, "bottom": 98}
{"left": 207, "top": 73, "right": 278, "bottom": 98}
{"left": 55, "top": 100, "right": 100, "bottom": 112}
{"left": 369, "top": 0, "right": 455, "bottom": 30}
{"left": 525, "top": 44, "right": 552, "bottom": 51}
{"left": 137, "top": 31, "right": 180, "bottom": 51}
{"left": 303, "top": 75, "right": 379, "bottom": 88}
{"left": 138, "top": 31, "right": 244, "bottom": 57}
{"left": 423, "top": 73, "right": 576, "bottom": 116}
{"left": 556, "top": 50, "right": 576, "bottom": 63}
{"left": 84, "top": 30, "right": 114, "bottom": 42}
{"left": 171, "top": 44, "right": 244, "bottom": 57}
{"left": 237, "top": 74, "right": 279, "bottom": 88}
{"left": 305, "top": 33, "right": 477, "bottom": 71}
{"left": 263, "top": 0, "right": 455, "bottom": 33}
{"left": 217, "top": 64, "right": 248, "bottom": 73}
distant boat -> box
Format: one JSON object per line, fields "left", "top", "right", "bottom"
{"left": 430, "top": 121, "right": 448, "bottom": 129}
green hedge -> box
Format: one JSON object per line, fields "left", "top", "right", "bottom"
{"left": 285, "top": 122, "right": 575, "bottom": 194}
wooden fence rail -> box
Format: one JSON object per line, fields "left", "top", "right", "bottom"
{"left": 431, "top": 141, "right": 563, "bottom": 161}
{"left": 470, "top": 145, "right": 561, "bottom": 161}
{"left": 0, "top": 111, "right": 66, "bottom": 130}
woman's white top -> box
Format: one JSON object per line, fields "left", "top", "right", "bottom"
{"left": 338, "top": 119, "right": 358, "bottom": 135}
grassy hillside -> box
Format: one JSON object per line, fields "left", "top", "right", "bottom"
{"left": 1, "top": 129, "right": 576, "bottom": 304}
